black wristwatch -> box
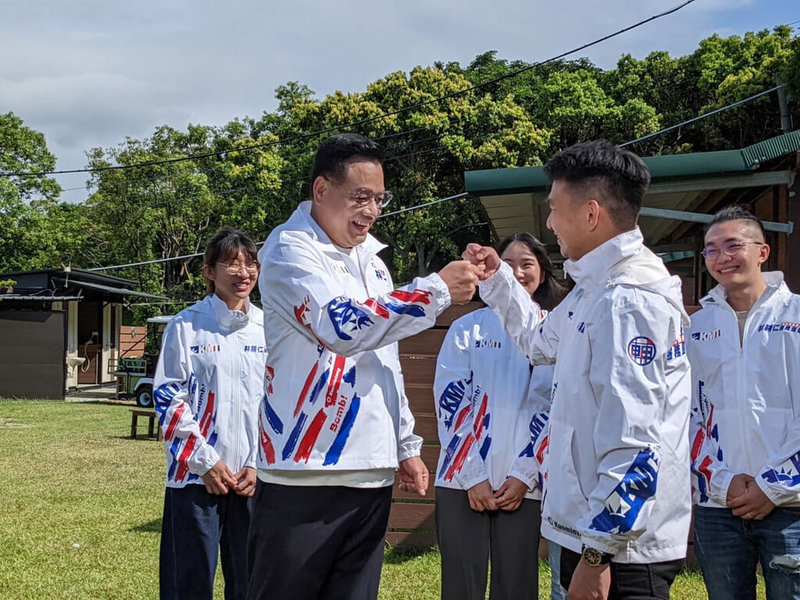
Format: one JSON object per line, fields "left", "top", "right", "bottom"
{"left": 581, "top": 545, "right": 613, "bottom": 567}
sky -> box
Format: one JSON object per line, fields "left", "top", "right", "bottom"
{"left": 1, "top": 0, "right": 797, "bottom": 201}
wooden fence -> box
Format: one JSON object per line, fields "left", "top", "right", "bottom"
{"left": 387, "top": 302, "right": 482, "bottom": 547}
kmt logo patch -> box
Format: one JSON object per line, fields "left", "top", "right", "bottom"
{"left": 628, "top": 336, "right": 656, "bottom": 366}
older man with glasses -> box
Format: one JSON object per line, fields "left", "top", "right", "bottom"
{"left": 246, "top": 133, "right": 482, "bottom": 600}
{"left": 688, "top": 205, "right": 800, "bottom": 600}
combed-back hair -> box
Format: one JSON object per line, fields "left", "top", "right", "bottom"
{"left": 705, "top": 205, "right": 766, "bottom": 241}
{"left": 310, "top": 133, "right": 384, "bottom": 187}
{"left": 544, "top": 140, "right": 651, "bottom": 230}
{"left": 496, "top": 232, "right": 573, "bottom": 311}
{"left": 203, "top": 227, "right": 259, "bottom": 294}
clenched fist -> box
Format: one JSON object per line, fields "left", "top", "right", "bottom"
{"left": 462, "top": 243, "right": 501, "bottom": 280}
{"left": 438, "top": 260, "right": 482, "bottom": 304}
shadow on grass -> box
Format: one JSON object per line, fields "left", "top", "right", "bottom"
{"left": 112, "top": 435, "right": 161, "bottom": 442}
{"left": 131, "top": 518, "right": 162, "bottom": 534}
{"left": 68, "top": 399, "right": 138, "bottom": 408}
{"left": 384, "top": 545, "right": 438, "bottom": 564}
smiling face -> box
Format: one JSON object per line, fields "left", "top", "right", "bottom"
{"left": 500, "top": 241, "right": 542, "bottom": 296}
{"left": 546, "top": 179, "right": 591, "bottom": 260}
{"left": 703, "top": 219, "right": 769, "bottom": 290}
{"left": 310, "top": 157, "right": 385, "bottom": 249}
{"left": 202, "top": 249, "right": 258, "bottom": 312}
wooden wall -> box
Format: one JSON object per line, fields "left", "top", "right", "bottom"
{"left": 387, "top": 302, "right": 481, "bottom": 547}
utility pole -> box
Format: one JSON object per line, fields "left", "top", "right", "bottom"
{"left": 776, "top": 73, "right": 793, "bottom": 132}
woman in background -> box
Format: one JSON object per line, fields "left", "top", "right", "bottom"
{"left": 434, "top": 232, "right": 571, "bottom": 600}
{"left": 155, "top": 227, "right": 266, "bottom": 600}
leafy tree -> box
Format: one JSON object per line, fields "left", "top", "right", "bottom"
{"left": 7, "top": 27, "right": 797, "bottom": 303}
{"left": 83, "top": 123, "right": 285, "bottom": 315}
{"left": 325, "top": 66, "right": 550, "bottom": 279}
{"left": 0, "top": 112, "right": 78, "bottom": 272}
{"left": 687, "top": 27, "right": 797, "bottom": 149}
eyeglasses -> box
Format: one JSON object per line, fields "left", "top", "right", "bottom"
{"left": 349, "top": 190, "right": 393, "bottom": 208}
{"left": 324, "top": 177, "right": 393, "bottom": 208}
{"left": 218, "top": 260, "right": 258, "bottom": 274}
{"left": 701, "top": 241, "right": 763, "bottom": 260}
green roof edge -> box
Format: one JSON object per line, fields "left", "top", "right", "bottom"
{"left": 465, "top": 131, "right": 800, "bottom": 196}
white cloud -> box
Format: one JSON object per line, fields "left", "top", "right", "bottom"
{"left": 0, "top": 0, "right": 793, "bottom": 192}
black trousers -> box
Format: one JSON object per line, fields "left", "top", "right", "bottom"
{"left": 560, "top": 547, "right": 683, "bottom": 600}
{"left": 435, "top": 487, "right": 541, "bottom": 600}
{"left": 246, "top": 481, "right": 392, "bottom": 600}
{"left": 160, "top": 485, "right": 252, "bottom": 600}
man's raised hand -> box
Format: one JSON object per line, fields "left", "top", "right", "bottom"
{"left": 438, "top": 260, "right": 482, "bottom": 304}
{"left": 462, "top": 243, "right": 501, "bottom": 280}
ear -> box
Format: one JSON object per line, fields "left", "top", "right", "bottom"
{"left": 201, "top": 263, "right": 216, "bottom": 284}
{"left": 312, "top": 175, "right": 328, "bottom": 203}
{"left": 585, "top": 199, "right": 601, "bottom": 231}
{"left": 758, "top": 243, "right": 771, "bottom": 265}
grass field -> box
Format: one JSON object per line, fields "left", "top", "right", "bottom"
{"left": 0, "top": 399, "right": 764, "bottom": 599}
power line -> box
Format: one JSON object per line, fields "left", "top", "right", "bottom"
{"left": 51, "top": 127, "right": 442, "bottom": 203}
{"left": 379, "top": 193, "right": 469, "bottom": 218}
{"left": 84, "top": 79, "right": 782, "bottom": 273}
{"left": 102, "top": 135, "right": 450, "bottom": 210}
{"left": 0, "top": 0, "right": 696, "bottom": 179}
{"left": 620, "top": 85, "right": 782, "bottom": 147}
{"left": 85, "top": 191, "right": 468, "bottom": 272}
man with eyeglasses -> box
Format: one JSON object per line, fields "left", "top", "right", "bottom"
{"left": 688, "top": 205, "right": 800, "bottom": 600}
{"left": 246, "top": 133, "right": 482, "bottom": 600}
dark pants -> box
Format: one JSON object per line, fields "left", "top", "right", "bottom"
{"left": 561, "top": 547, "right": 683, "bottom": 600}
{"left": 435, "top": 487, "right": 541, "bottom": 600}
{"left": 160, "top": 484, "right": 253, "bottom": 600}
{"left": 246, "top": 482, "right": 393, "bottom": 600}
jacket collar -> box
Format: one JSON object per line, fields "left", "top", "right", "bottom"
{"left": 192, "top": 293, "right": 261, "bottom": 332}
{"left": 290, "top": 201, "right": 387, "bottom": 258}
{"left": 564, "top": 228, "right": 647, "bottom": 290}
{"left": 703, "top": 271, "right": 789, "bottom": 309}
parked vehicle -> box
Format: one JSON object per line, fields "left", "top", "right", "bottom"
{"left": 111, "top": 316, "right": 172, "bottom": 408}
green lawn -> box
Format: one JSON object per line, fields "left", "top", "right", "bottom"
{"left": 0, "top": 399, "right": 763, "bottom": 599}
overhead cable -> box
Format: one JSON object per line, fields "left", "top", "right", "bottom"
{"left": 0, "top": 0, "right": 696, "bottom": 178}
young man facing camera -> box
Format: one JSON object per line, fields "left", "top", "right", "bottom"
{"left": 688, "top": 205, "right": 800, "bottom": 600}
{"left": 464, "top": 140, "right": 692, "bottom": 600}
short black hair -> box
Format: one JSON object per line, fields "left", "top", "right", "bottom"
{"left": 705, "top": 205, "right": 766, "bottom": 241}
{"left": 496, "top": 232, "right": 572, "bottom": 311}
{"left": 311, "top": 133, "right": 384, "bottom": 186}
{"left": 544, "top": 140, "right": 651, "bottom": 229}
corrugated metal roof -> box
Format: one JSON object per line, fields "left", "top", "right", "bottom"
{"left": 741, "top": 130, "right": 800, "bottom": 168}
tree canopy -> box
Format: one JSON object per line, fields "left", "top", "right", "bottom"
{"left": 0, "top": 26, "right": 797, "bottom": 315}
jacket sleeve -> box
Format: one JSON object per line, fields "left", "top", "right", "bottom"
{"left": 478, "top": 262, "right": 557, "bottom": 365}
{"left": 396, "top": 369, "right": 423, "bottom": 462}
{"left": 260, "top": 233, "right": 451, "bottom": 357}
{"left": 755, "top": 362, "right": 800, "bottom": 504}
{"left": 433, "top": 319, "right": 490, "bottom": 490}
{"left": 579, "top": 293, "right": 671, "bottom": 555}
{"left": 686, "top": 341, "right": 734, "bottom": 506}
{"left": 507, "top": 364, "right": 553, "bottom": 491}
{"left": 153, "top": 319, "right": 220, "bottom": 477}
{"left": 756, "top": 433, "right": 800, "bottom": 505}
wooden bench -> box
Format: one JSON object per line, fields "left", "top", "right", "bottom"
{"left": 130, "top": 409, "right": 161, "bottom": 440}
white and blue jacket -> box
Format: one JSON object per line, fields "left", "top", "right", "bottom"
{"left": 256, "top": 201, "right": 451, "bottom": 476}
{"left": 479, "top": 228, "right": 692, "bottom": 563}
{"left": 154, "top": 294, "right": 266, "bottom": 488}
{"left": 688, "top": 272, "right": 800, "bottom": 509}
{"left": 433, "top": 307, "right": 552, "bottom": 499}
